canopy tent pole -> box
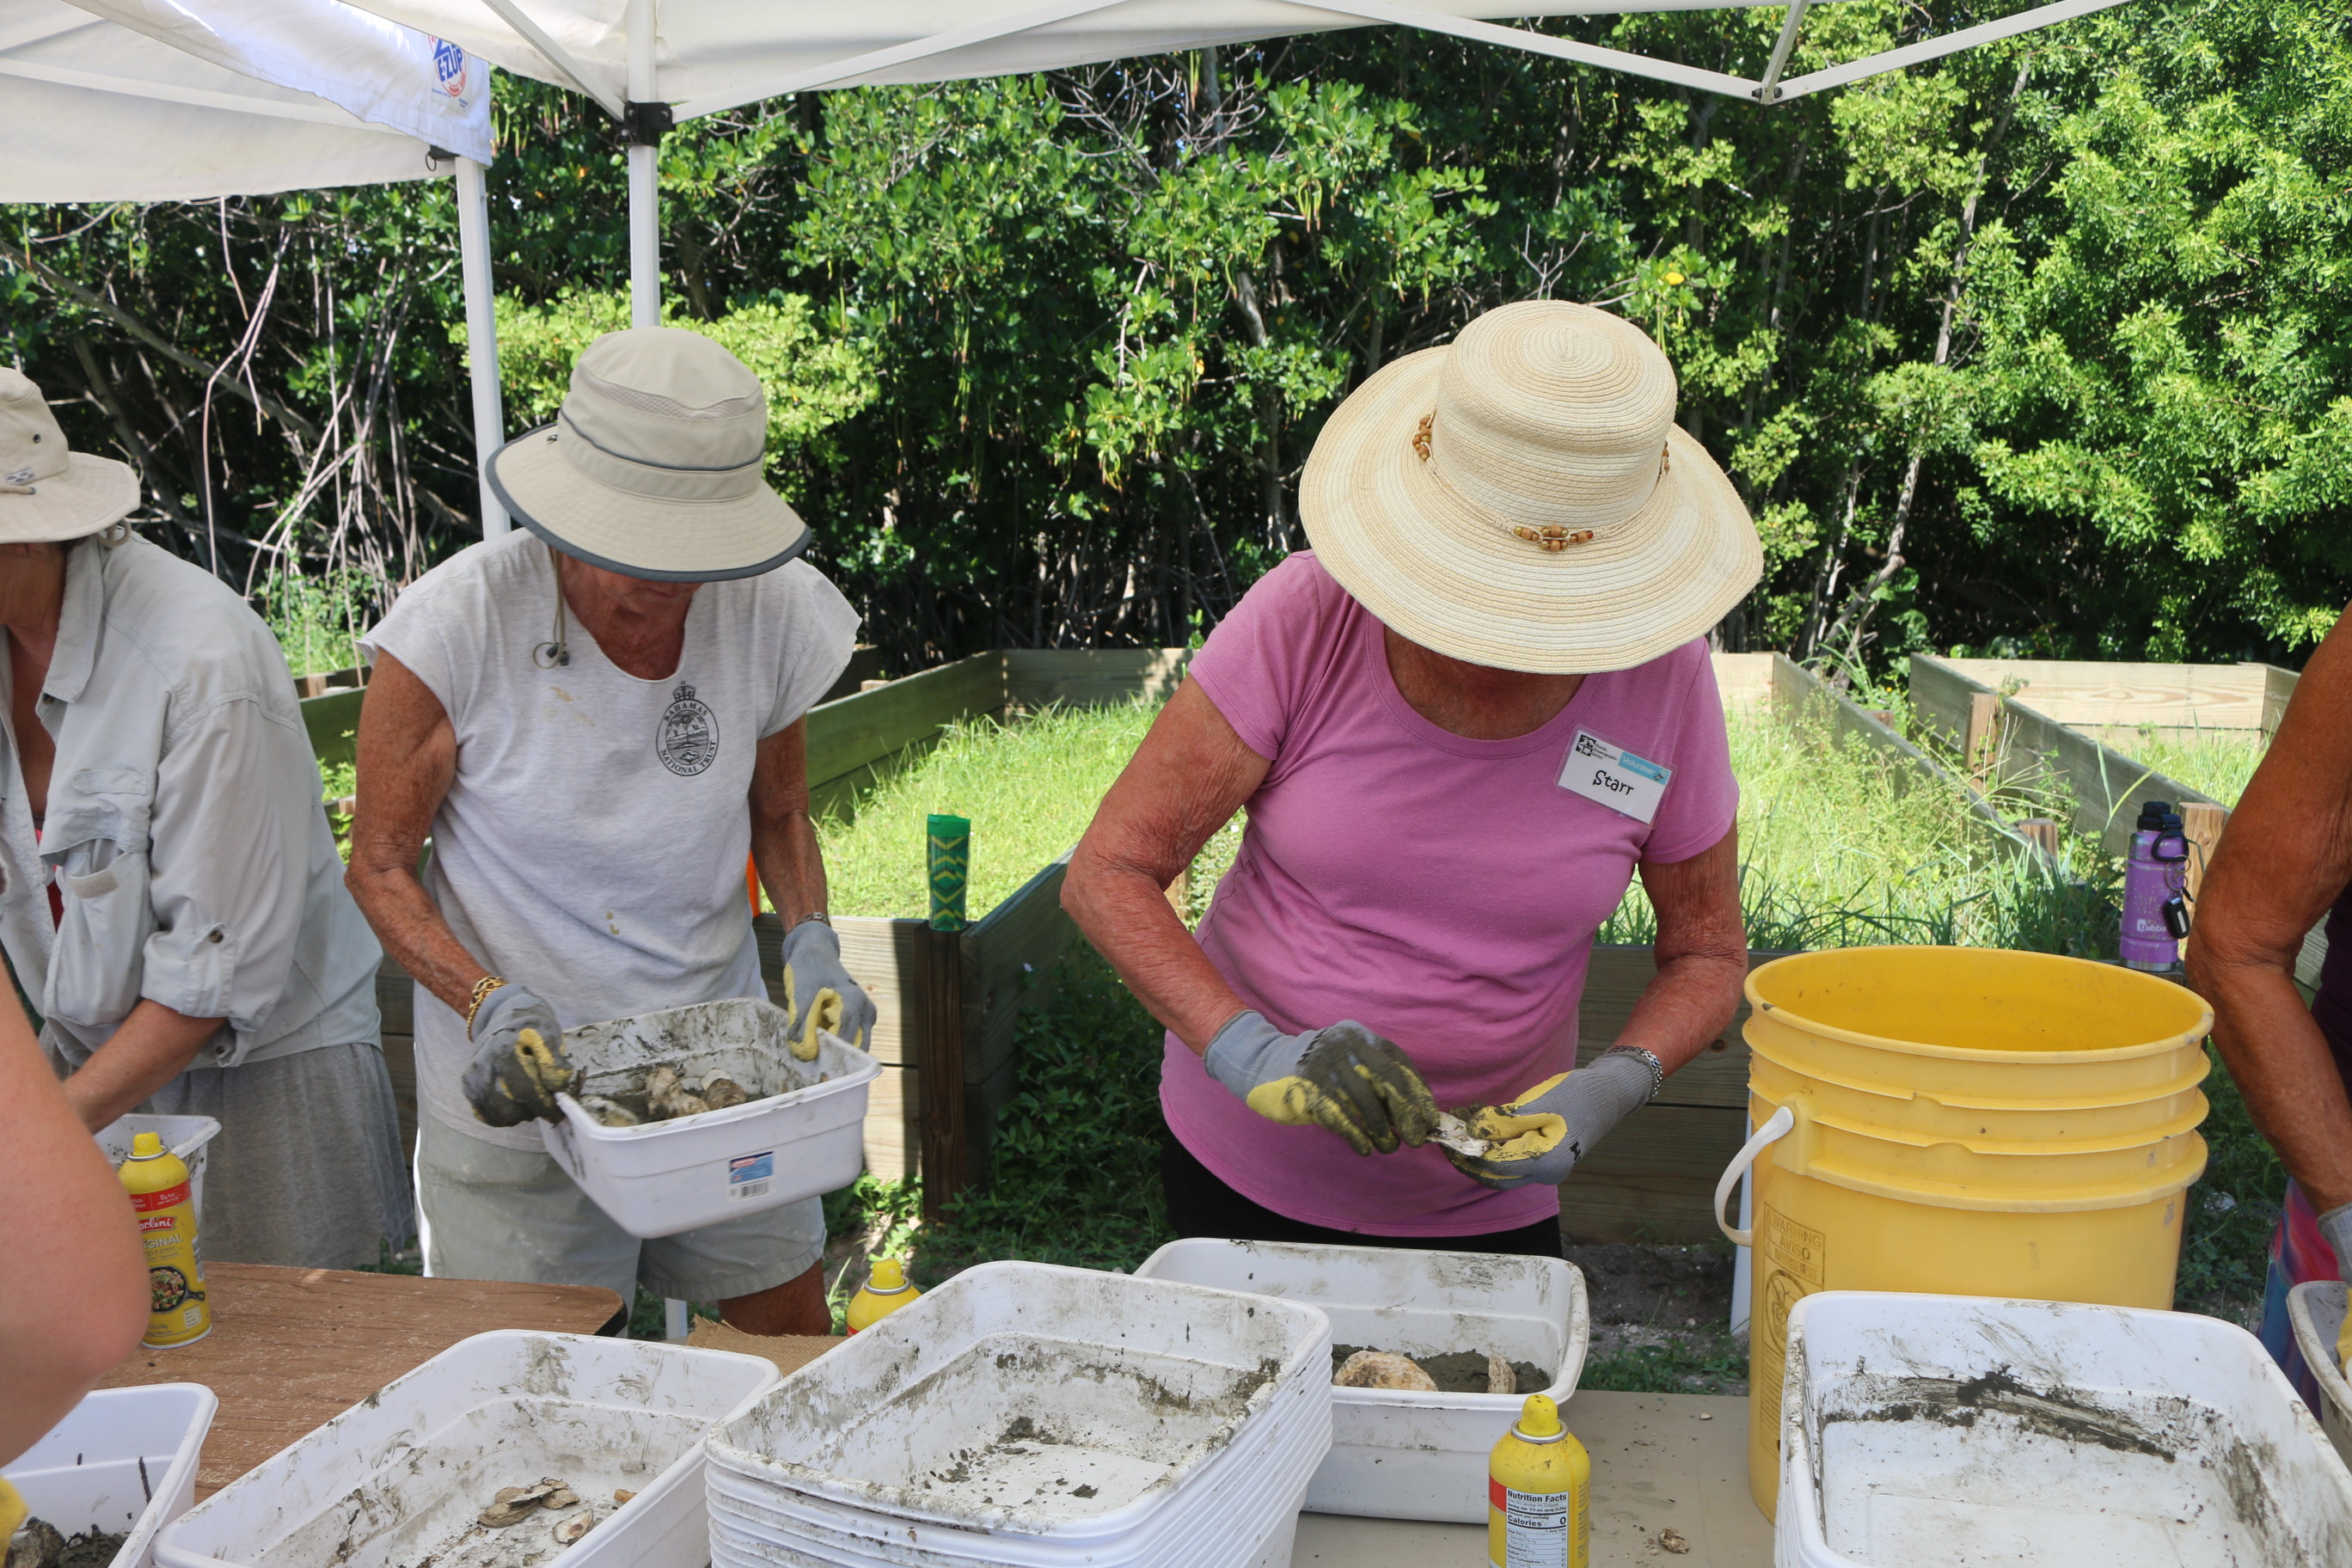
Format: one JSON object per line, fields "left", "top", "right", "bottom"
{"left": 626, "top": 0, "right": 661, "bottom": 329}
{"left": 455, "top": 154, "right": 508, "bottom": 536}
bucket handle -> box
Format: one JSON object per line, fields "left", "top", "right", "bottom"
{"left": 1715, "top": 1104, "right": 1796, "bottom": 1247}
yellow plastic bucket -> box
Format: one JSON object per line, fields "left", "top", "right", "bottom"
{"left": 1722, "top": 946, "right": 2213, "bottom": 1518}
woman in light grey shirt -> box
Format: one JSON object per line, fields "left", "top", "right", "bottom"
{"left": 0, "top": 368, "right": 408, "bottom": 1269}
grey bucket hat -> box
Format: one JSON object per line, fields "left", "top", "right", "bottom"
{"left": 487, "top": 328, "right": 809, "bottom": 581}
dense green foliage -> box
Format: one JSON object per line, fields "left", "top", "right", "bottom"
{"left": 5, "top": 3, "right": 2349, "bottom": 668}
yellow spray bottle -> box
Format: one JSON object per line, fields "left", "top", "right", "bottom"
{"left": 1487, "top": 1393, "right": 1589, "bottom": 1568}
{"left": 119, "top": 1131, "right": 210, "bottom": 1349}
{"left": 845, "top": 1258, "right": 920, "bottom": 1334}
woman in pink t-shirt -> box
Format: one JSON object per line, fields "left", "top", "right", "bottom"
{"left": 1066, "top": 302, "right": 1763, "bottom": 1252}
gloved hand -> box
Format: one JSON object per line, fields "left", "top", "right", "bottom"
{"left": 2320, "top": 1202, "right": 2352, "bottom": 1375}
{"left": 1440, "top": 1048, "right": 1658, "bottom": 1191}
{"left": 1204, "top": 1012, "right": 1440, "bottom": 1156}
{"left": 781, "top": 918, "right": 875, "bottom": 1060}
{"left": 461, "top": 983, "right": 573, "bottom": 1127}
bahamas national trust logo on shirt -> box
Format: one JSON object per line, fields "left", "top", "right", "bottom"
{"left": 657, "top": 682, "right": 718, "bottom": 775}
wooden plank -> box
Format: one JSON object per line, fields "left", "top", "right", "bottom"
{"left": 1937, "top": 657, "right": 2273, "bottom": 733}
{"left": 757, "top": 913, "right": 928, "bottom": 1069}
{"left": 961, "top": 854, "right": 1081, "bottom": 1086}
{"left": 300, "top": 685, "right": 366, "bottom": 772}
{"left": 805, "top": 652, "right": 1004, "bottom": 793}
{"left": 1573, "top": 946, "right": 1792, "bottom": 1112}
{"left": 863, "top": 1063, "right": 916, "bottom": 1181}
{"left": 1914, "top": 656, "right": 2220, "bottom": 856}
{"left": 1707, "top": 651, "right": 1777, "bottom": 709}
{"left": 1964, "top": 691, "right": 2001, "bottom": 788}
{"left": 1004, "top": 647, "right": 1191, "bottom": 712}
{"left": 920, "top": 925, "right": 968, "bottom": 1220}
{"left": 2259, "top": 663, "right": 2300, "bottom": 737}
{"left": 97, "top": 1265, "right": 622, "bottom": 1498}
{"left": 1556, "top": 1105, "right": 1746, "bottom": 1246}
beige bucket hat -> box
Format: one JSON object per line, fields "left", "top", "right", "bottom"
{"left": 487, "top": 328, "right": 808, "bottom": 581}
{"left": 0, "top": 369, "right": 139, "bottom": 542}
{"left": 1301, "top": 300, "right": 1762, "bottom": 673}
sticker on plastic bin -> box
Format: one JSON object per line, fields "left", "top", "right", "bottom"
{"left": 728, "top": 1151, "right": 775, "bottom": 1202}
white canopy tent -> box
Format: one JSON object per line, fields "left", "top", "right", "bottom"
{"left": 344, "top": 0, "right": 2133, "bottom": 340}
{"left": 0, "top": 0, "right": 511, "bottom": 530}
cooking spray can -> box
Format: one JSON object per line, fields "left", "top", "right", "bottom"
{"left": 119, "top": 1131, "right": 210, "bottom": 1348}
{"left": 1487, "top": 1393, "right": 1589, "bottom": 1568}
{"left": 846, "top": 1258, "right": 921, "bottom": 1333}
{"left": 2121, "top": 800, "right": 2190, "bottom": 971}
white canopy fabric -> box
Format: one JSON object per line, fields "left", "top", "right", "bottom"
{"left": 338, "top": 0, "right": 2131, "bottom": 116}
{"left": 0, "top": 0, "right": 490, "bottom": 202}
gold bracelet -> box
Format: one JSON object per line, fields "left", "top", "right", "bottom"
{"left": 465, "top": 975, "right": 507, "bottom": 1030}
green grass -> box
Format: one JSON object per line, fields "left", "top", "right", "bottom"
{"left": 259, "top": 565, "right": 371, "bottom": 677}
{"left": 819, "top": 702, "right": 1160, "bottom": 920}
{"left": 2122, "top": 727, "right": 2267, "bottom": 808}
{"left": 1578, "top": 1335, "right": 1749, "bottom": 1397}
{"left": 1604, "top": 701, "right": 2119, "bottom": 958}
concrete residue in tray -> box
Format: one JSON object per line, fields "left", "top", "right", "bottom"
{"left": 1330, "top": 1344, "right": 1548, "bottom": 1395}
{"left": 788, "top": 1333, "right": 1283, "bottom": 1528}
{"left": 1816, "top": 1367, "right": 2337, "bottom": 1565}
{"left": 562, "top": 1004, "right": 833, "bottom": 1129}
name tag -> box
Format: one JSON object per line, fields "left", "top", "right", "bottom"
{"left": 1559, "top": 729, "right": 1671, "bottom": 824}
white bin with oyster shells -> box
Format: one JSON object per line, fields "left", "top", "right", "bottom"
{"left": 1133, "top": 1238, "right": 1589, "bottom": 1523}
{"left": 151, "top": 1332, "right": 778, "bottom": 1568}
{"left": 542, "top": 998, "right": 879, "bottom": 1239}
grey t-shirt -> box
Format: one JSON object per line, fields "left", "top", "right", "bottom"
{"left": 362, "top": 531, "right": 857, "bottom": 1149}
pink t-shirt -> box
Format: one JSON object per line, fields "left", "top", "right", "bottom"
{"left": 1164, "top": 552, "right": 1738, "bottom": 1235}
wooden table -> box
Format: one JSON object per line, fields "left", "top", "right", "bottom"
{"left": 1293, "top": 1391, "right": 1772, "bottom": 1567}
{"left": 96, "top": 1264, "right": 622, "bottom": 1498}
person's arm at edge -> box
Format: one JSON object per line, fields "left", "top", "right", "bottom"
{"left": 1064, "top": 677, "right": 1270, "bottom": 1052}
{"left": 59, "top": 1005, "right": 225, "bottom": 1130}
{"left": 345, "top": 651, "right": 493, "bottom": 1018}
{"left": 1618, "top": 824, "right": 1748, "bottom": 1076}
{"left": 0, "top": 979, "right": 145, "bottom": 1464}
{"left": 750, "top": 718, "right": 825, "bottom": 925}
{"left": 2185, "top": 603, "right": 2352, "bottom": 1212}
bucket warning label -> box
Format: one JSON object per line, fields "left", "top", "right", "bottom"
{"left": 729, "top": 1151, "right": 775, "bottom": 1201}
{"left": 1749, "top": 1208, "right": 1827, "bottom": 1461}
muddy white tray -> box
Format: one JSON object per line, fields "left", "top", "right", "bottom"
{"left": 1779, "top": 1291, "right": 2352, "bottom": 1567}
{"left": 2289, "top": 1280, "right": 2352, "bottom": 1473}
{"left": 150, "top": 1332, "right": 778, "bottom": 1568}
{"left": 542, "top": 1000, "right": 879, "bottom": 1239}
{"left": 1132, "top": 1238, "right": 1587, "bottom": 1523}
{"left": 96, "top": 1114, "right": 221, "bottom": 1227}
{"left": 706, "top": 1260, "right": 1332, "bottom": 1561}
{"left": 11, "top": 1383, "right": 217, "bottom": 1568}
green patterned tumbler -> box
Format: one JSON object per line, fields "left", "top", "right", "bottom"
{"left": 928, "top": 813, "right": 971, "bottom": 932}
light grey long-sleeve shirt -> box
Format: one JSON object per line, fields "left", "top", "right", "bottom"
{"left": 0, "top": 533, "right": 379, "bottom": 1069}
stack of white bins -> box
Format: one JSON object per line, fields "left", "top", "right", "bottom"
{"left": 704, "top": 1260, "right": 1333, "bottom": 1568}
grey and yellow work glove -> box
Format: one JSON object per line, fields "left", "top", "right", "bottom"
{"left": 2319, "top": 1202, "right": 2352, "bottom": 1375}
{"left": 1439, "top": 1047, "right": 1659, "bottom": 1191}
{"left": 462, "top": 983, "right": 573, "bottom": 1127}
{"left": 1204, "top": 1012, "right": 1441, "bottom": 1156}
{"left": 781, "top": 917, "right": 875, "bottom": 1060}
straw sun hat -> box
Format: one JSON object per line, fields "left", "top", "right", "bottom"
{"left": 1302, "top": 300, "right": 1762, "bottom": 673}
{"left": 487, "top": 328, "right": 807, "bottom": 581}
{"left": 0, "top": 369, "right": 139, "bottom": 542}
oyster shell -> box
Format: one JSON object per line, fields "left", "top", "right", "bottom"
{"left": 1487, "top": 1351, "right": 1515, "bottom": 1397}
{"left": 701, "top": 1075, "right": 750, "bottom": 1111}
{"left": 551, "top": 1510, "right": 595, "bottom": 1546}
{"left": 1332, "top": 1350, "right": 1437, "bottom": 1391}
{"left": 644, "top": 1063, "right": 708, "bottom": 1121}
{"left": 577, "top": 1095, "right": 640, "bottom": 1128}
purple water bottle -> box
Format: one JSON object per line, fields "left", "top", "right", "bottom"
{"left": 2121, "top": 800, "right": 2190, "bottom": 971}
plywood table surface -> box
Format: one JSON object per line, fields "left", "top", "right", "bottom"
{"left": 1292, "top": 1391, "right": 1771, "bottom": 1567}
{"left": 96, "top": 1263, "right": 623, "bottom": 1498}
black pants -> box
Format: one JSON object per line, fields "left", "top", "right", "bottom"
{"left": 1161, "top": 1135, "right": 1563, "bottom": 1259}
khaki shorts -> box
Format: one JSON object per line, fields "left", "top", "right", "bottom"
{"left": 415, "top": 1112, "right": 825, "bottom": 1302}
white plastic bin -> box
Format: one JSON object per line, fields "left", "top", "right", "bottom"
{"left": 1779, "top": 1291, "right": 2352, "bottom": 1567}
{"left": 542, "top": 1002, "right": 879, "bottom": 1238}
{"left": 2288, "top": 1280, "right": 2352, "bottom": 1472}
{"left": 706, "top": 1259, "right": 1332, "bottom": 1565}
{"left": 1132, "top": 1238, "right": 1588, "bottom": 1522}
{"left": 151, "top": 1332, "right": 778, "bottom": 1568}
{"left": 95, "top": 1115, "right": 221, "bottom": 1226}
{"left": 9, "top": 1384, "right": 217, "bottom": 1568}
